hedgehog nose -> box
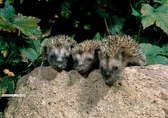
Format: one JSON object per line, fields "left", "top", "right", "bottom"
{"left": 78, "top": 68, "right": 83, "bottom": 73}
{"left": 104, "top": 71, "right": 111, "bottom": 78}
{"left": 57, "top": 65, "right": 62, "bottom": 69}
{"left": 57, "top": 57, "right": 63, "bottom": 63}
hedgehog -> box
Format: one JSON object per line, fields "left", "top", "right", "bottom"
{"left": 99, "top": 34, "right": 146, "bottom": 86}
{"left": 41, "top": 35, "right": 77, "bottom": 72}
{"left": 71, "top": 40, "right": 101, "bottom": 78}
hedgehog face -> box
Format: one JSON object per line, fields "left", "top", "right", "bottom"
{"left": 99, "top": 51, "right": 125, "bottom": 87}
{"left": 48, "top": 46, "right": 71, "bottom": 71}
{"left": 72, "top": 51, "right": 98, "bottom": 78}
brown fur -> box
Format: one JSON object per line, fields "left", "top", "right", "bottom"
{"left": 99, "top": 35, "right": 146, "bottom": 86}
{"left": 71, "top": 40, "right": 101, "bottom": 78}
{"left": 41, "top": 35, "right": 77, "bottom": 71}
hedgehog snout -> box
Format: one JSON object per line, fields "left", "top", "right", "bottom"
{"left": 56, "top": 65, "right": 63, "bottom": 69}
{"left": 78, "top": 61, "right": 84, "bottom": 66}
{"left": 103, "top": 70, "right": 112, "bottom": 78}
{"left": 77, "top": 68, "right": 83, "bottom": 73}
{"left": 56, "top": 57, "right": 63, "bottom": 63}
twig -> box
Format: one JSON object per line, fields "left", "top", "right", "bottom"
{"left": 99, "top": 0, "right": 110, "bottom": 35}
{"left": 158, "top": 31, "right": 164, "bottom": 43}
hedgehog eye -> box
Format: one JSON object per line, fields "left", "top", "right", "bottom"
{"left": 74, "top": 59, "right": 78, "bottom": 64}
{"left": 56, "top": 44, "right": 60, "bottom": 47}
{"left": 87, "top": 58, "right": 92, "bottom": 62}
{"left": 113, "top": 66, "right": 118, "bottom": 71}
{"left": 100, "top": 66, "right": 104, "bottom": 71}
{"left": 50, "top": 54, "right": 55, "bottom": 59}
{"left": 64, "top": 54, "right": 69, "bottom": 58}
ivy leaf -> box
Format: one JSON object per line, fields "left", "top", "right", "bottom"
{"left": 141, "top": 4, "right": 168, "bottom": 34}
{"left": 12, "top": 14, "right": 41, "bottom": 39}
{"left": 140, "top": 43, "right": 168, "bottom": 65}
{"left": 108, "top": 15, "right": 125, "bottom": 34}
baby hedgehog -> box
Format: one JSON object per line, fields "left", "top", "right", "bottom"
{"left": 41, "top": 35, "right": 77, "bottom": 71}
{"left": 71, "top": 40, "right": 101, "bottom": 78}
{"left": 99, "top": 34, "right": 146, "bottom": 86}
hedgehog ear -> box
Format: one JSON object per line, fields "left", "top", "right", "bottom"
{"left": 119, "top": 48, "right": 125, "bottom": 60}
{"left": 42, "top": 46, "right": 49, "bottom": 60}
{"left": 95, "top": 48, "right": 100, "bottom": 55}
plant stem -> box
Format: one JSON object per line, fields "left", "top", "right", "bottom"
{"left": 5, "top": 51, "right": 13, "bottom": 63}
{"left": 137, "top": 24, "right": 141, "bottom": 42}
{"left": 99, "top": 0, "right": 110, "bottom": 35}
{"left": 158, "top": 31, "right": 164, "bottom": 44}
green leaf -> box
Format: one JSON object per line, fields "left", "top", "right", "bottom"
{"left": 0, "top": 40, "right": 8, "bottom": 50}
{"left": 12, "top": 14, "right": 41, "bottom": 39}
{"left": 140, "top": 43, "right": 163, "bottom": 56}
{"left": 60, "top": 9, "right": 72, "bottom": 19}
{"left": 0, "top": 1, "right": 16, "bottom": 32}
{"left": 1, "top": 77, "right": 9, "bottom": 94}
{"left": 84, "top": 24, "right": 91, "bottom": 30}
{"left": 146, "top": 55, "right": 168, "bottom": 65}
{"left": 141, "top": 4, "right": 155, "bottom": 29}
{"left": 140, "top": 43, "right": 168, "bottom": 65}
{"left": 93, "top": 32, "right": 102, "bottom": 40}
{"left": 0, "top": 56, "right": 4, "bottom": 65}
{"left": 0, "top": 1, "right": 41, "bottom": 39}
{"left": 0, "top": 112, "right": 3, "bottom": 118}
{"left": 20, "top": 48, "right": 38, "bottom": 62}
{"left": 0, "top": 18, "right": 16, "bottom": 32}
{"left": 153, "top": 0, "right": 168, "bottom": 4}
{"left": 0, "top": 1, "right": 15, "bottom": 20}
{"left": 162, "top": 43, "right": 168, "bottom": 52}
{"left": 26, "top": 39, "right": 41, "bottom": 55}
{"left": 61, "top": 1, "right": 72, "bottom": 9}
{"left": 139, "top": 37, "right": 150, "bottom": 43}
{"left": 94, "top": 5, "right": 110, "bottom": 18}
{"left": 0, "top": 77, "right": 15, "bottom": 94}
{"left": 20, "top": 39, "right": 41, "bottom": 62}
{"left": 141, "top": 4, "right": 168, "bottom": 34}
{"left": 130, "top": 4, "right": 141, "bottom": 18}
{"left": 61, "top": 1, "right": 72, "bottom": 19}
{"left": 7, "top": 79, "right": 15, "bottom": 94}
{"left": 108, "top": 15, "right": 126, "bottom": 34}
{"left": 9, "top": 43, "right": 19, "bottom": 57}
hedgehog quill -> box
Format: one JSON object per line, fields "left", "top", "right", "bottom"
{"left": 41, "top": 35, "right": 77, "bottom": 71}
{"left": 99, "top": 35, "right": 146, "bottom": 87}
